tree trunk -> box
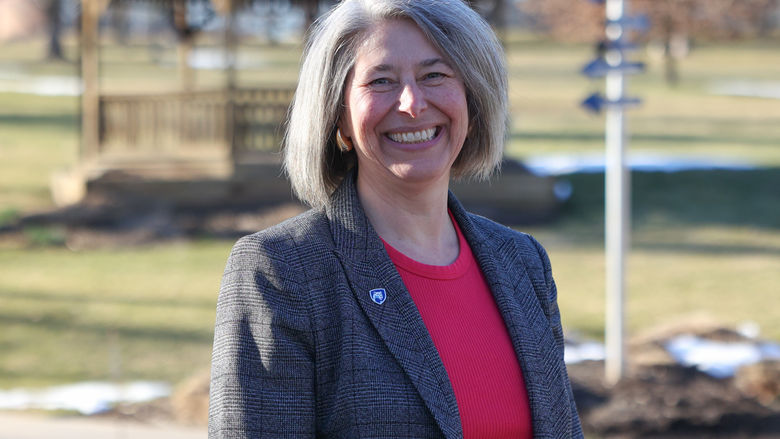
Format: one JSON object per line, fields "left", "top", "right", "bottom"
{"left": 46, "top": 0, "right": 65, "bottom": 60}
{"left": 173, "top": 0, "right": 195, "bottom": 91}
{"left": 662, "top": 17, "right": 679, "bottom": 86}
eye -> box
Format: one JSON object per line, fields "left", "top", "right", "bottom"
{"left": 422, "top": 72, "right": 448, "bottom": 84}
{"left": 369, "top": 77, "right": 392, "bottom": 86}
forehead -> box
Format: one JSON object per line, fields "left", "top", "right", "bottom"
{"left": 353, "top": 19, "right": 445, "bottom": 68}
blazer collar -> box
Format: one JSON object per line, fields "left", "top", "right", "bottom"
{"left": 326, "top": 171, "right": 567, "bottom": 438}
{"left": 451, "top": 194, "right": 571, "bottom": 437}
{"left": 326, "top": 171, "right": 463, "bottom": 439}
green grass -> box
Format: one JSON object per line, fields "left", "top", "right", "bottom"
{"left": 0, "top": 240, "right": 230, "bottom": 388}
{"left": 519, "top": 170, "right": 780, "bottom": 341}
{"left": 0, "top": 93, "right": 79, "bottom": 213}
{"left": 0, "top": 36, "right": 779, "bottom": 387}
{"left": 505, "top": 39, "right": 780, "bottom": 165}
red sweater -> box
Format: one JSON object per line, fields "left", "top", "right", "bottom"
{"left": 382, "top": 217, "right": 533, "bottom": 438}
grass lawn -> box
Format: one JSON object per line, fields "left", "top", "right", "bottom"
{"left": 0, "top": 35, "right": 778, "bottom": 387}
{"left": 523, "top": 170, "right": 780, "bottom": 341}
{"left": 0, "top": 241, "right": 230, "bottom": 388}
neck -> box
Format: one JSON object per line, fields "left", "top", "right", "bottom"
{"left": 357, "top": 172, "right": 459, "bottom": 266}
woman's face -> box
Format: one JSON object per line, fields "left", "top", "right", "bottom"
{"left": 339, "top": 19, "right": 469, "bottom": 192}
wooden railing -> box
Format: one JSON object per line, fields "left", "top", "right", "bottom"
{"left": 98, "top": 87, "right": 294, "bottom": 161}
{"left": 230, "top": 88, "right": 294, "bottom": 156}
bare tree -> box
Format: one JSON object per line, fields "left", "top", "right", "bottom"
{"left": 468, "top": 0, "right": 512, "bottom": 43}
{"left": 291, "top": 0, "right": 320, "bottom": 31}
{"left": 633, "top": 0, "right": 779, "bottom": 84}
{"left": 517, "top": 0, "right": 606, "bottom": 42}
{"left": 634, "top": 0, "right": 779, "bottom": 41}
{"left": 164, "top": 0, "right": 220, "bottom": 90}
{"left": 45, "top": 0, "right": 65, "bottom": 60}
{"left": 519, "top": 0, "right": 779, "bottom": 42}
{"left": 519, "top": 0, "right": 779, "bottom": 84}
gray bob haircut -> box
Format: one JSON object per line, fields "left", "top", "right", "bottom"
{"left": 283, "top": 0, "right": 508, "bottom": 209}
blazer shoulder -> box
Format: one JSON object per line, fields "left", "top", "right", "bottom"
{"left": 218, "top": 209, "right": 335, "bottom": 324}
{"left": 227, "top": 209, "right": 332, "bottom": 267}
{"left": 466, "top": 212, "right": 544, "bottom": 260}
{"left": 221, "top": 209, "right": 337, "bottom": 305}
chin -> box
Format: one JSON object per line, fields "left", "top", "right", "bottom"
{"left": 388, "top": 163, "right": 452, "bottom": 186}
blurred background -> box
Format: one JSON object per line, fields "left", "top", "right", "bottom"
{"left": 0, "top": 0, "right": 778, "bottom": 437}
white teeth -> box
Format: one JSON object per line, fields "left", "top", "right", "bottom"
{"left": 388, "top": 127, "right": 436, "bottom": 144}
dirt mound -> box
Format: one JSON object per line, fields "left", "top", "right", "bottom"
{"left": 170, "top": 369, "right": 210, "bottom": 426}
{"left": 94, "top": 371, "right": 211, "bottom": 427}
{"left": 0, "top": 197, "right": 307, "bottom": 248}
{"left": 571, "top": 316, "right": 780, "bottom": 438}
{"left": 570, "top": 360, "right": 780, "bottom": 438}
{"left": 735, "top": 360, "right": 780, "bottom": 406}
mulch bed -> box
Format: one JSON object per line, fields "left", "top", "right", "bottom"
{"left": 570, "top": 360, "right": 780, "bottom": 438}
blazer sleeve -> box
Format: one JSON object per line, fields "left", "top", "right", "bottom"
{"left": 528, "top": 235, "right": 584, "bottom": 438}
{"left": 209, "top": 235, "right": 316, "bottom": 438}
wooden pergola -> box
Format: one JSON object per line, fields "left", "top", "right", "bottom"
{"left": 65, "top": 0, "right": 299, "bottom": 206}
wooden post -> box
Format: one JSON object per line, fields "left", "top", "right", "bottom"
{"left": 173, "top": 0, "right": 195, "bottom": 91}
{"left": 80, "top": 0, "right": 101, "bottom": 159}
{"left": 224, "top": 0, "right": 238, "bottom": 160}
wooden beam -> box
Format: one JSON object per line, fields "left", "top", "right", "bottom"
{"left": 80, "top": 0, "right": 102, "bottom": 159}
{"left": 173, "top": 0, "right": 195, "bottom": 91}
{"left": 224, "top": 0, "right": 238, "bottom": 161}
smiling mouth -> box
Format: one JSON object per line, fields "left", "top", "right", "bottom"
{"left": 386, "top": 127, "right": 439, "bottom": 144}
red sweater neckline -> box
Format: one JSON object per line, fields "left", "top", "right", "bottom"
{"left": 380, "top": 211, "right": 470, "bottom": 280}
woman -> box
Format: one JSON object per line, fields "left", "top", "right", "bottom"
{"left": 209, "top": 0, "right": 582, "bottom": 437}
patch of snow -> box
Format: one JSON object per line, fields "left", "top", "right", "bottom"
{"left": 0, "top": 72, "right": 81, "bottom": 96}
{"left": 565, "top": 341, "right": 606, "bottom": 364}
{"left": 737, "top": 321, "right": 761, "bottom": 339}
{"left": 187, "top": 48, "right": 269, "bottom": 70}
{"left": 525, "top": 152, "right": 757, "bottom": 176}
{"left": 710, "top": 80, "right": 780, "bottom": 100}
{"left": 665, "top": 335, "right": 780, "bottom": 379}
{"left": 0, "top": 381, "right": 170, "bottom": 415}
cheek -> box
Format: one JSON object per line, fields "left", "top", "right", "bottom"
{"left": 433, "top": 83, "right": 468, "bottom": 115}
{"left": 442, "top": 91, "right": 469, "bottom": 133}
{"left": 352, "top": 97, "right": 389, "bottom": 137}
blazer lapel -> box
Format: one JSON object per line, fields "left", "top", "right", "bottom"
{"left": 449, "top": 194, "right": 569, "bottom": 438}
{"left": 327, "top": 173, "right": 463, "bottom": 439}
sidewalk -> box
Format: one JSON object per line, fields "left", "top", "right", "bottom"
{"left": 0, "top": 412, "right": 206, "bottom": 439}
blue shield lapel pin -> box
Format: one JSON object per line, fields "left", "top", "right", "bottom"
{"left": 369, "top": 288, "right": 387, "bottom": 305}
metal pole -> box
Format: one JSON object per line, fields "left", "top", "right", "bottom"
{"left": 604, "top": 0, "right": 629, "bottom": 385}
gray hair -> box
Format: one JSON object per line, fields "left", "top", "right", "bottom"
{"left": 283, "top": 0, "right": 508, "bottom": 209}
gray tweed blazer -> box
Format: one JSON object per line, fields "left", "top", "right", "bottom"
{"left": 209, "top": 172, "right": 583, "bottom": 438}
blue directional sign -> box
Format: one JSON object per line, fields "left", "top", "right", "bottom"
{"left": 606, "top": 14, "right": 650, "bottom": 32}
{"left": 598, "top": 39, "right": 638, "bottom": 52}
{"left": 582, "top": 58, "right": 645, "bottom": 78}
{"left": 581, "top": 93, "right": 642, "bottom": 114}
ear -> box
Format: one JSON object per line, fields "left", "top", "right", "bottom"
{"left": 336, "top": 104, "right": 354, "bottom": 139}
{"left": 337, "top": 121, "right": 356, "bottom": 147}
{"left": 337, "top": 73, "right": 355, "bottom": 138}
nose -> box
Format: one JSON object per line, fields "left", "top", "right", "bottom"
{"left": 398, "top": 82, "right": 427, "bottom": 118}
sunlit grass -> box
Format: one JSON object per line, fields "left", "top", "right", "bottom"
{"left": 519, "top": 169, "right": 780, "bottom": 342}
{"left": 0, "top": 240, "right": 231, "bottom": 387}
{"left": 545, "top": 242, "right": 780, "bottom": 342}
{"left": 0, "top": 94, "right": 79, "bottom": 212}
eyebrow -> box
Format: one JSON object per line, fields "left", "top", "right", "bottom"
{"left": 368, "top": 58, "right": 449, "bottom": 73}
